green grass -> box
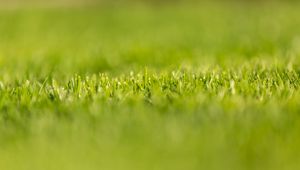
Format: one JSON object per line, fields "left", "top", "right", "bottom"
{"left": 1, "top": 2, "right": 300, "bottom": 170}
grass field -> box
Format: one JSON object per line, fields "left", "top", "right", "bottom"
{"left": 1, "top": 1, "right": 300, "bottom": 170}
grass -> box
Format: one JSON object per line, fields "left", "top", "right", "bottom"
{"left": 0, "top": 1, "right": 300, "bottom": 170}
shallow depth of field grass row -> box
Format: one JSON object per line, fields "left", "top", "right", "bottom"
{"left": 1, "top": 67, "right": 299, "bottom": 103}
{"left": 1, "top": 2, "right": 300, "bottom": 170}
{"left": 1, "top": 66, "right": 299, "bottom": 139}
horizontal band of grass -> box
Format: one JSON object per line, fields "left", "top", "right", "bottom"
{"left": 1, "top": 67, "right": 299, "bottom": 104}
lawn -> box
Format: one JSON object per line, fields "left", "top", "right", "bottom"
{"left": 0, "top": 1, "right": 300, "bottom": 170}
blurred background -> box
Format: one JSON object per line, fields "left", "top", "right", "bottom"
{"left": 0, "top": 0, "right": 298, "bottom": 7}
{"left": 0, "top": 0, "right": 299, "bottom": 79}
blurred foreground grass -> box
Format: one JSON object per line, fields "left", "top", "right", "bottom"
{"left": 0, "top": 1, "right": 300, "bottom": 170}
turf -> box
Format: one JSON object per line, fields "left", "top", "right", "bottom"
{"left": 1, "top": 2, "right": 300, "bottom": 170}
